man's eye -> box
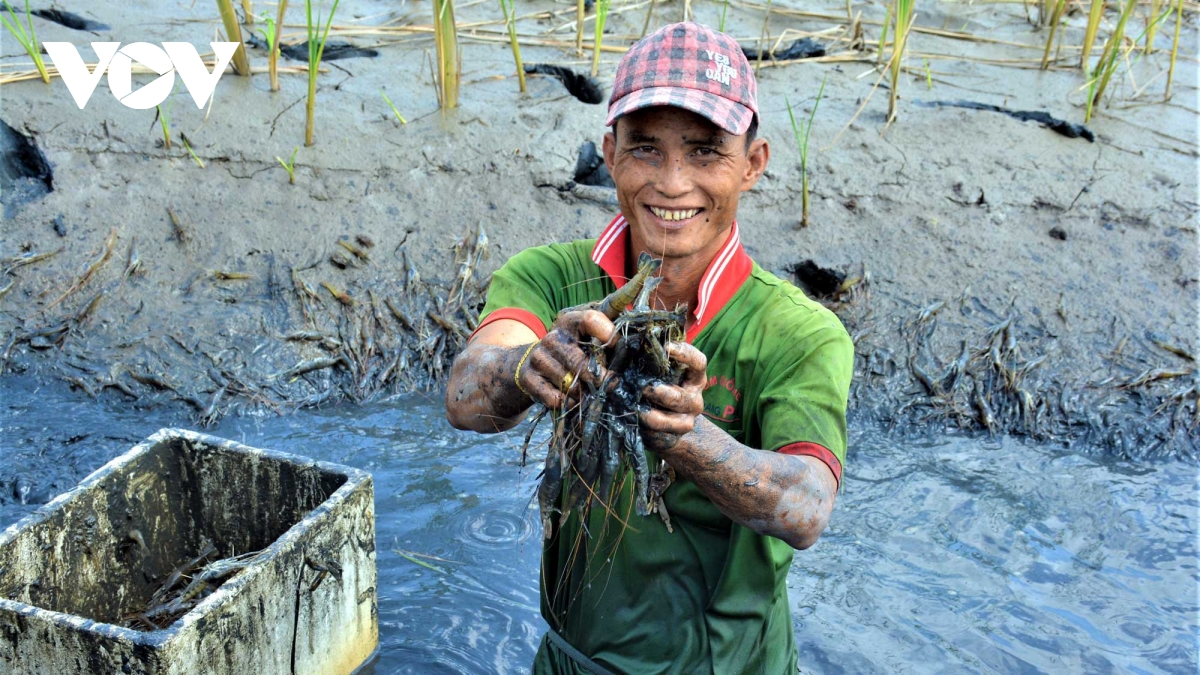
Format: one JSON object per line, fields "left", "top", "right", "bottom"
{"left": 694, "top": 147, "right": 717, "bottom": 156}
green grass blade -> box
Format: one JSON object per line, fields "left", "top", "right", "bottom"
{"left": 802, "top": 77, "right": 826, "bottom": 163}
{"left": 381, "top": 89, "right": 408, "bottom": 123}
{"left": 1, "top": 1, "right": 29, "bottom": 45}
{"left": 23, "top": 0, "right": 36, "bottom": 46}
{"left": 317, "top": 0, "right": 340, "bottom": 66}
{"left": 394, "top": 550, "right": 445, "bottom": 573}
{"left": 1080, "top": 0, "right": 1104, "bottom": 71}
{"left": 592, "top": 0, "right": 611, "bottom": 77}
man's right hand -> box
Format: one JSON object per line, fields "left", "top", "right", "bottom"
{"left": 444, "top": 309, "right": 615, "bottom": 433}
{"left": 517, "top": 309, "right": 616, "bottom": 410}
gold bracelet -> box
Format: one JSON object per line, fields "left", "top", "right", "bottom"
{"left": 513, "top": 342, "right": 538, "bottom": 397}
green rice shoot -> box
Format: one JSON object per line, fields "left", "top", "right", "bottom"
{"left": 877, "top": 0, "right": 892, "bottom": 65}
{"left": 719, "top": 0, "right": 729, "bottom": 32}
{"left": 1085, "top": 0, "right": 1172, "bottom": 119}
{"left": 255, "top": 13, "right": 276, "bottom": 57}
{"left": 591, "top": 0, "right": 612, "bottom": 77}
{"left": 271, "top": 0, "right": 289, "bottom": 91}
{"left": 923, "top": 58, "right": 932, "bottom": 89}
{"left": 1085, "top": 0, "right": 1138, "bottom": 122}
{"left": 499, "top": 0, "right": 526, "bottom": 92}
{"left": 155, "top": 82, "right": 178, "bottom": 151}
{"left": 785, "top": 76, "right": 826, "bottom": 228}
{"left": 216, "top": 0, "right": 251, "bottom": 76}
{"left": 1145, "top": 0, "right": 1163, "bottom": 52}
{"left": 886, "top": 0, "right": 915, "bottom": 123}
{"left": 181, "top": 133, "right": 205, "bottom": 169}
{"left": 277, "top": 146, "right": 300, "bottom": 183}
{"left": 433, "top": 0, "right": 460, "bottom": 109}
{"left": 1080, "top": 0, "right": 1105, "bottom": 71}
{"left": 756, "top": 0, "right": 773, "bottom": 75}
{"left": 304, "top": 0, "right": 341, "bottom": 145}
{"left": 576, "top": 0, "right": 585, "bottom": 56}
{"left": 1166, "top": 0, "right": 1183, "bottom": 98}
{"left": 1039, "top": 0, "right": 1067, "bottom": 69}
{"left": 0, "top": 0, "right": 49, "bottom": 83}
{"left": 381, "top": 89, "right": 408, "bottom": 124}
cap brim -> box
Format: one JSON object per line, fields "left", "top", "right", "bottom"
{"left": 605, "top": 86, "right": 754, "bottom": 136}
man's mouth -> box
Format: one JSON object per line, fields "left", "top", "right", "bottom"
{"left": 646, "top": 205, "right": 703, "bottom": 224}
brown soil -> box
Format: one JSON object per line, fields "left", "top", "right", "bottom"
{"left": 1, "top": 0, "right": 1196, "bottom": 459}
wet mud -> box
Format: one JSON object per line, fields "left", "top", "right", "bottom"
{"left": 0, "top": 0, "right": 1195, "bottom": 466}
{"left": 0, "top": 119, "right": 53, "bottom": 219}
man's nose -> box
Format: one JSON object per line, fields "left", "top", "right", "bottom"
{"left": 653, "top": 157, "right": 694, "bottom": 198}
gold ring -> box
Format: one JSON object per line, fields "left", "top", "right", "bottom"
{"left": 561, "top": 372, "right": 575, "bottom": 393}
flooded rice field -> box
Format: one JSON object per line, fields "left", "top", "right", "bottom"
{"left": 1, "top": 376, "right": 1194, "bottom": 673}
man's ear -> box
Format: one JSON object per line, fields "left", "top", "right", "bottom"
{"left": 602, "top": 131, "right": 616, "bottom": 175}
{"left": 741, "top": 138, "right": 769, "bottom": 192}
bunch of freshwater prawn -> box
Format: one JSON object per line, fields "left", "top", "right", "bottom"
{"left": 533, "top": 253, "right": 687, "bottom": 538}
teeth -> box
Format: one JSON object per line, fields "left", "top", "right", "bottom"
{"left": 650, "top": 207, "right": 700, "bottom": 222}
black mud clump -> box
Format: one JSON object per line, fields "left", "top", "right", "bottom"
{"left": 574, "top": 141, "right": 614, "bottom": 188}
{"left": 249, "top": 35, "right": 380, "bottom": 61}
{"left": 914, "top": 100, "right": 1095, "bottom": 142}
{"left": 280, "top": 40, "right": 380, "bottom": 61}
{"left": 0, "top": 119, "right": 53, "bottom": 219}
{"left": 524, "top": 64, "right": 604, "bottom": 104}
{"left": 790, "top": 260, "right": 845, "bottom": 298}
{"left": 741, "top": 38, "right": 825, "bottom": 61}
{"left": 31, "top": 8, "right": 109, "bottom": 31}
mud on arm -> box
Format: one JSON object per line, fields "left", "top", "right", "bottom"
{"left": 445, "top": 310, "right": 615, "bottom": 433}
{"left": 444, "top": 335, "right": 535, "bottom": 433}
{"left": 660, "top": 417, "right": 838, "bottom": 550}
{"left": 640, "top": 342, "right": 838, "bottom": 550}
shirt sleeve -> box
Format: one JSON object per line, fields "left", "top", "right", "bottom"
{"left": 473, "top": 245, "right": 565, "bottom": 339}
{"left": 757, "top": 314, "right": 853, "bottom": 489}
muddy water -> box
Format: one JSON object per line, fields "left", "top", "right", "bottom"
{"left": 0, "top": 378, "right": 1195, "bottom": 673}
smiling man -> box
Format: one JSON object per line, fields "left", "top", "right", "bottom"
{"left": 445, "top": 22, "right": 853, "bottom": 674}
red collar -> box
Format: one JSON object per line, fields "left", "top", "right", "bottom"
{"left": 590, "top": 214, "right": 752, "bottom": 341}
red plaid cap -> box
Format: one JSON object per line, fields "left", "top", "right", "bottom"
{"left": 607, "top": 22, "right": 758, "bottom": 136}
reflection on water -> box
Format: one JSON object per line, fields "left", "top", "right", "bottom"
{"left": 1, "top": 377, "right": 1196, "bottom": 674}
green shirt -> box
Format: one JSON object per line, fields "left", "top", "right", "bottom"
{"left": 477, "top": 217, "right": 853, "bottom": 674}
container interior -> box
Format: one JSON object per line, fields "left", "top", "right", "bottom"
{"left": 0, "top": 435, "right": 346, "bottom": 626}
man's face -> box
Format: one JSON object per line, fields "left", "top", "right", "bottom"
{"left": 602, "top": 106, "right": 769, "bottom": 264}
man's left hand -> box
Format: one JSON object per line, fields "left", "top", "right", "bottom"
{"left": 638, "top": 341, "right": 707, "bottom": 453}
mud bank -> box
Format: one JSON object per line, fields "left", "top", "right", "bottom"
{"left": 0, "top": 0, "right": 1197, "bottom": 459}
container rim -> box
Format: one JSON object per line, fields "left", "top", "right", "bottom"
{"left": 0, "top": 428, "right": 374, "bottom": 647}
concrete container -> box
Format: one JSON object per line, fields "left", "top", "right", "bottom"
{"left": 0, "top": 429, "right": 378, "bottom": 675}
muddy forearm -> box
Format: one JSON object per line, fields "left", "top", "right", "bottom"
{"left": 445, "top": 343, "right": 532, "bottom": 433}
{"left": 660, "top": 416, "right": 835, "bottom": 550}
